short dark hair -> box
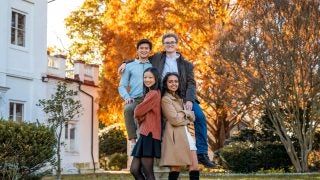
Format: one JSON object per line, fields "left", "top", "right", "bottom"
{"left": 143, "top": 67, "right": 161, "bottom": 95}
{"left": 136, "top": 39, "right": 152, "bottom": 50}
{"left": 161, "top": 72, "right": 181, "bottom": 97}
{"left": 162, "top": 33, "right": 178, "bottom": 44}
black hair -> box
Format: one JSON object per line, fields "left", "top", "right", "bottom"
{"left": 136, "top": 39, "right": 152, "bottom": 50}
{"left": 143, "top": 67, "right": 161, "bottom": 96}
{"left": 161, "top": 72, "right": 181, "bottom": 97}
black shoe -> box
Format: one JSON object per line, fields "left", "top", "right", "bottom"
{"left": 197, "top": 154, "right": 216, "bottom": 168}
{"left": 189, "top": 170, "right": 200, "bottom": 180}
{"left": 168, "top": 171, "right": 180, "bottom": 180}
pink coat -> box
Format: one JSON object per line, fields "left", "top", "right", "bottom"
{"left": 134, "top": 90, "right": 161, "bottom": 140}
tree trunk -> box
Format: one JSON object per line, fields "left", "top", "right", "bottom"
{"left": 270, "top": 114, "right": 307, "bottom": 172}
{"left": 282, "top": 140, "right": 302, "bottom": 172}
{"left": 212, "top": 108, "right": 230, "bottom": 151}
{"left": 300, "top": 142, "right": 310, "bottom": 172}
{"left": 56, "top": 125, "right": 63, "bottom": 180}
{"left": 301, "top": 153, "right": 309, "bottom": 172}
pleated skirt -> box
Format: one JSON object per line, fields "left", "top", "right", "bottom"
{"left": 131, "top": 132, "right": 161, "bottom": 158}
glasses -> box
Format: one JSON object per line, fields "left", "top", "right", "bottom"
{"left": 163, "top": 41, "right": 177, "bottom": 45}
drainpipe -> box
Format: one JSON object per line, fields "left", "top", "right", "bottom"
{"left": 78, "top": 82, "right": 96, "bottom": 173}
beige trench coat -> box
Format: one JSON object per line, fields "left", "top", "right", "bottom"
{"left": 159, "top": 92, "right": 195, "bottom": 167}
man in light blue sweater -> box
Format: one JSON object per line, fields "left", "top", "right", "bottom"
{"left": 119, "top": 33, "right": 216, "bottom": 168}
{"left": 118, "top": 39, "right": 152, "bottom": 149}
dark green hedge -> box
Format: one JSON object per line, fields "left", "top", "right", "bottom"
{"left": 0, "top": 120, "right": 56, "bottom": 179}
{"left": 99, "top": 127, "right": 126, "bottom": 156}
{"left": 218, "top": 113, "right": 320, "bottom": 173}
{"left": 218, "top": 141, "right": 292, "bottom": 173}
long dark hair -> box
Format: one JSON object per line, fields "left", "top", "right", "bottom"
{"left": 161, "top": 72, "right": 181, "bottom": 97}
{"left": 143, "top": 67, "right": 161, "bottom": 96}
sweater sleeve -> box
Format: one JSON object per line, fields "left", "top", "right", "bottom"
{"left": 134, "top": 91, "right": 159, "bottom": 122}
{"left": 118, "top": 68, "right": 131, "bottom": 100}
{"left": 161, "top": 96, "right": 190, "bottom": 127}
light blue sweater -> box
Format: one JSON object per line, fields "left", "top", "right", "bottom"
{"left": 118, "top": 59, "right": 152, "bottom": 100}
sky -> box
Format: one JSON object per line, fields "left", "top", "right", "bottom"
{"left": 47, "top": 0, "right": 85, "bottom": 49}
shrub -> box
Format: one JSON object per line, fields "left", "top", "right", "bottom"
{"left": 219, "top": 115, "right": 294, "bottom": 173}
{"left": 99, "top": 127, "right": 126, "bottom": 156}
{"left": 218, "top": 141, "right": 258, "bottom": 173}
{"left": 313, "top": 129, "right": 320, "bottom": 150}
{"left": 0, "top": 120, "right": 56, "bottom": 179}
{"left": 218, "top": 141, "right": 292, "bottom": 173}
{"left": 258, "top": 142, "right": 292, "bottom": 170}
{"left": 220, "top": 115, "right": 320, "bottom": 173}
{"left": 308, "top": 150, "right": 320, "bottom": 171}
{"left": 108, "top": 153, "right": 127, "bottom": 170}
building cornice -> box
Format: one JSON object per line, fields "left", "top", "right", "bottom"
{"left": 0, "top": 86, "right": 10, "bottom": 92}
{"left": 46, "top": 75, "right": 99, "bottom": 88}
{"left": 22, "top": 0, "right": 35, "bottom": 4}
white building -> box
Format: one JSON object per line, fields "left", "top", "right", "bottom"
{"left": 0, "top": 0, "right": 99, "bottom": 173}
{"left": 0, "top": 0, "right": 48, "bottom": 121}
{"left": 46, "top": 55, "right": 100, "bottom": 173}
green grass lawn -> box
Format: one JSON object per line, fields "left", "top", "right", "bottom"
{"left": 42, "top": 172, "right": 320, "bottom": 180}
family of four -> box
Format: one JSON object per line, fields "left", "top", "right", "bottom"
{"left": 118, "top": 33, "right": 215, "bottom": 180}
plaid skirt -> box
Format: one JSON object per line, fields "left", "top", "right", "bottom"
{"left": 131, "top": 132, "right": 161, "bottom": 158}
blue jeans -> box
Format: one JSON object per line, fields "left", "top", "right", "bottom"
{"left": 193, "top": 102, "right": 208, "bottom": 154}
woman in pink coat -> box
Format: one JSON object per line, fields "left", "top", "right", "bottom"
{"left": 160, "top": 72, "right": 199, "bottom": 180}
{"left": 131, "top": 67, "right": 162, "bottom": 180}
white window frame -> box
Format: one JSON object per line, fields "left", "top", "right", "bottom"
{"left": 48, "top": 56, "right": 58, "bottom": 68}
{"left": 64, "top": 121, "right": 78, "bottom": 152}
{"left": 84, "top": 66, "right": 93, "bottom": 78}
{"left": 9, "top": 101, "right": 24, "bottom": 122}
{"left": 11, "top": 10, "right": 26, "bottom": 47}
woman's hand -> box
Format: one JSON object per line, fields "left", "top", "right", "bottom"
{"left": 185, "top": 101, "right": 193, "bottom": 110}
{"left": 117, "top": 63, "right": 127, "bottom": 74}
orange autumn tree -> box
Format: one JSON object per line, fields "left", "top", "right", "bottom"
{"left": 100, "top": 0, "right": 256, "bottom": 151}
{"left": 100, "top": 0, "right": 222, "bottom": 129}
{"left": 65, "top": 0, "right": 124, "bottom": 126}
{"left": 66, "top": 0, "right": 255, "bottom": 150}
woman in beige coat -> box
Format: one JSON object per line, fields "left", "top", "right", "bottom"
{"left": 160, "top": 72, "right": 199, "bottom": 180}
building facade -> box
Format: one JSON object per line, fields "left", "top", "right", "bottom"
{"left": 46, "top": 55, "right": 100, "bottom": 173}
{"left": 0, "top": 0, "right": 48, "bottom": 122}
{"left": 0, "top": 0, "right": 99, "bottom": 173}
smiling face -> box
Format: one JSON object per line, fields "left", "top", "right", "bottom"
{"left": 163, "top": 37, "right": 177, "bottom": 53}
{"left": 143, "top": 71, "right": 156, "bottom": 88}
{"left": 137, "top": 43, "right": 151, "bottom": 60}
{"left": 167, "top": 75, "right": 179, "bottom": 93}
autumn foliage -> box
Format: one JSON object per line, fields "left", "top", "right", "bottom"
{"left": 66, "top": 0, "right": 254, "bottom": 148}
{"left": 216, "top": 0, "right": 320, "bottom": 172}
{"left": 100, "top": 0, "right": 249, "bottom": 148}
{"left": 66, "top": 0, "right": 320, "bottom": 172}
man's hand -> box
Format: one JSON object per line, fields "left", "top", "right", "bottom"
{"left": 118, "top": 63, "right": 127, "bottom": 74}
{"left": 125, "top": 98, "right": 135, "bottom": 104}
{"left": 185, "top": 101, "right": 193, "bottom": 111}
